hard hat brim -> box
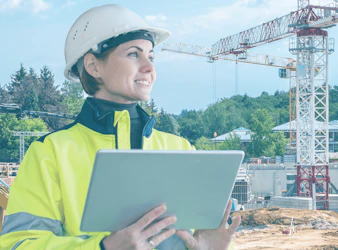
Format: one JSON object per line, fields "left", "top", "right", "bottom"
{"left": 64, "top": 27, "right": 170, "bottom": 82}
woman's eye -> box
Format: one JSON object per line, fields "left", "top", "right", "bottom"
{"left": 128, "top": 52, "right": 138, "bottom": 58}
{"left": 149, "top": 57, "right": 154, "bottom": 62}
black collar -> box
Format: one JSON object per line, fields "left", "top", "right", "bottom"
{"left": 76, "top": 98, "right": 155, "bottom": 137}
{"left": 90, "top": 97, "right": 139, "bottom": 119}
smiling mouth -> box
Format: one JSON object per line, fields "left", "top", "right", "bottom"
{"left": 134, "top": 80, "right": 150, "bottom": 86}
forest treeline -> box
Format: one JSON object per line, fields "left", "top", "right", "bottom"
{"left": 2, "top": 64, "right": 338, "bottom": 161}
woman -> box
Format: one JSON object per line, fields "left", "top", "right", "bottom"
{"left": 0, "top": 4, "right": 240, "bottom": 250}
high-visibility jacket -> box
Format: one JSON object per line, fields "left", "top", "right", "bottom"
{"left": 0, "top": 99, "right": 195, "bottom": 250}
{"left": 0, "top": 98, "right": 235, "bottom": 250}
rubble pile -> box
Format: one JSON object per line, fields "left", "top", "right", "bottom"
{"left": 234, "top": 207, "right": 338, "bottom": 230}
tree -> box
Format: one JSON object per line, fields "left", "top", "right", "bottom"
{"left": 202, "top": 102, "right": 229, "bottom": 137}
{"left": 60, "top": 80, "right": 85, "bottom": 115}
{"left": 269, "top": 131, "right": 287, "bottom": 156}
{"left": 7, "top": 64, "right": 28, "bottom": 105}
{"left": 177, "top": 109, "right": 207, "bottom": 144}
{"left": 0, "top": 114, "right": 47, "bottom": 161}
{"left": 149, "top": 98, "right": 158, "bottom": 115}
{"left": 195, "top": 136, "right": 214, "bottom": 150}
{"left": 5, "top": 65, "right": 42, "bottom": 112}
{"left": 138, "top": 99, "right": 161, "bottom": 120}
{"left": 247, "top": 109, "right": 287, "bottom": 157}
{"left": 21, "top": 68, "right": 39, "bottom": 111}
{"left": 155, "top": 108, "right": 180, "bottom": 135}
{"left": 7, "top": 63, "right": 27, "bottom": 100}
{"left": 217, "top": 133, "right": 242, "bottom": 150}
{"left": 329, "top": 85, "right": 338, "bottom": 121}
{"left": 202, "top": 101, "right": 247, "bottom": 138}
{"left": 0, "top": 85, "right": 10, "bottom": 103}
{"left": 247, "top": 109, "right": 274, "bottom": 157}
{"left": 37, "top": 66, "right": 67, "bottom": 130}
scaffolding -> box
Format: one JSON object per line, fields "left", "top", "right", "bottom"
{"left": 232, "top": 180, "right": 253, "bottom": 204}
{"left": 12, "top": 131, "right": 49, "bottom": 163}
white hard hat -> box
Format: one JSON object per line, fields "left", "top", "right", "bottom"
{"left": 64, "top": 4, "right": 170, "bottom": 82}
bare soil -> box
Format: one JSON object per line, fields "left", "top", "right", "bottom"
{"left": 232, "top": 208, "right": 338, "bottom": 250}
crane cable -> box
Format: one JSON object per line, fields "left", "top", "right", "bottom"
{"left": 212, "top": 60, "right": 218, "bottom": 145}
{"left": 235, "top": 56, "right": 239, "bottom": 96}
{"left": 212, "top": 61, "right": 217, "bottom": 104}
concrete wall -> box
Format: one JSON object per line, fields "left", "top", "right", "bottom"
{"left": 270, "top": 196, "right": 313, "bottom": 209}
{"left": 246, "top": 165, "right": 338, "bottom": 196}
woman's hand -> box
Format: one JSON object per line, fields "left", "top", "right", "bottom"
{"left": 102, "top": 205, "right": 176, "bottom": 250}
{"left": 176, "top": 200, "right": 241, "bottom": 250}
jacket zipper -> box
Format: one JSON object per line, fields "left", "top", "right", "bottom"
{"left": 115, "top": 123, "right": 118, "bottom": 149}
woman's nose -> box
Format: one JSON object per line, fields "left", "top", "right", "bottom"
{"left": 139, "top": 58, "right": 154, "bottom": 74}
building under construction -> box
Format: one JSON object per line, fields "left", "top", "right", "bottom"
{"left": 231, "top": 168, "right": 254, "bottom": 204}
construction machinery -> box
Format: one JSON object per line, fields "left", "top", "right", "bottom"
{"left": 162, "top": 44, "right": 298, "bottom": 147}
{"left": 0, "top": 104, "right": 76, "bottom": 163}
{"left": 0, "top": 104, "right": 77, "bottom": 120}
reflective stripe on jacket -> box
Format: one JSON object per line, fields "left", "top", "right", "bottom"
{"left": 0, "top": 98, "right": 195, "bottom": 250}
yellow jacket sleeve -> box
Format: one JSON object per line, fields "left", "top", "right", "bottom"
{"left": 0, "top": 140, "right": 108, "bottom": 250}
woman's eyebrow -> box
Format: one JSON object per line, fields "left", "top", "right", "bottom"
{"left": 125, "top": 46, "right": 154, "bottom": 53}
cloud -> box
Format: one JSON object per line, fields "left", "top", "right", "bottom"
{"left": 172, "top": 0, "right": 295, "bottom": 40}
{"left": 145, "top": 14, "right": 167, "bottom": 22}
{"left": 0, "top": 0, "right": 52, "bottom": 13}
{"left": 145, "top": 14, "right": 168, "bottom": 28}
{"left": 31, "top": 0, "right": 51, "bottom": 14}
{"left": 0, "top": 0, "right": 23, "bottom": 10}
{"left": 61, "top": 0, "right": 76, "bottom": 9}
{"left": 164, "top": 0, "right": 337, "bottom": 45}
{"left": 155, "top": 50, "right": 196, "bottom": 64}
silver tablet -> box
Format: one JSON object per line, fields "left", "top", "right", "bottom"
{"left": 80, "top": 150, "right": 244, "bottom": 232}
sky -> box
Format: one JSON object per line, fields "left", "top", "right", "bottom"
{"left": 1, "top": 0, "right": 338, "bottom": 114}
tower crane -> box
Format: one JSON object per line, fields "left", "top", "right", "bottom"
{"left": 163, "top": 1, "right": 338, "bottom": 210}
{"left": 162, "top": 43, "right": 298, "bottom": 149}
{"left": 162, "top": 43, "right": 296, "bottom": 69}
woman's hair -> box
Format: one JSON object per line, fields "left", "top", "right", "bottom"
{"left": 72, "top": 48, "right": 115, "bottom": 95}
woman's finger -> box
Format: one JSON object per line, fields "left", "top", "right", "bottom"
{"left": 133, "top": 205, "right": 167, "bottom": 231}
{"left": 220, "top": 199, "right": 233, "bottom": 229}
{"left": 176, "top": 230, "right": 198, "bottom": 249}
{"left": 227, "top": 216, "right": 241, "bottom": 235}
{"left": 149, "top": 228, "right": 176, "bottom": 247}
{"left": 142, "top": 216, "right": 177, "bottom": 240}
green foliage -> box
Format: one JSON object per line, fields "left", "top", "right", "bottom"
{"left": 0, "top": 64, "right": 86, "bottom": 160}
{"left": 155, "top": 108, "right": 180, "bottom": 136}
{"left": 195, "top": 136, "right": 215, "bottom": 150}
{"left": 195, "top": 133, "right": 243, "bottom": 151}
{"left": 4, "top": 64, "right": 73, "bottom": 130}
{"left": 217, "top": 133, "right": 242, "bottom": 150}
{"left": 60, "top": 80, "right": 85, "bottom": 115}
{"left": 202, "top": 102, "right": 246, "bottom": 138}
{"left": 0, "top": 114, "right": 47, "bottom": 161}
{"left": 149, "top": 98, "right": 158, "bottom": 115}
{"left": 37, "top": 66, "right": 67, "bottom": 130}
{"left": 5, "top": 63, "right": 338, "bottom": 161}
{"left": 177, "top": 110, "right": 207, "bottom": 144}
{"left": 246, "top": 109, "right": 287, "bottom": 157}
{"left": 249, "top": 109, "right": 274, "bottom": 135}
{"left": 329, "top": 85, "right": 338, "bottom": 121}
{"left": 271, "top": 131, "right": 288, "bottom": 156}
{"left": 138, "top": 99, "right": 161, "bottom": 120}
{"left": 0, "top": 85, "right": 10, "bottom": 103}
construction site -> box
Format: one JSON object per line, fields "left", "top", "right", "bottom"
{"left": 1, "top": 0, "right": 338, "bottom": 249}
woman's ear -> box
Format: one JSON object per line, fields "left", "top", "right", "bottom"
{"left": 84, "top": 53, "right": 101, "bottom": 79}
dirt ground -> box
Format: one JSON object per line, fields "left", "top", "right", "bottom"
{"left": 231, "top": 208, "right": 338, "bottom": 250}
